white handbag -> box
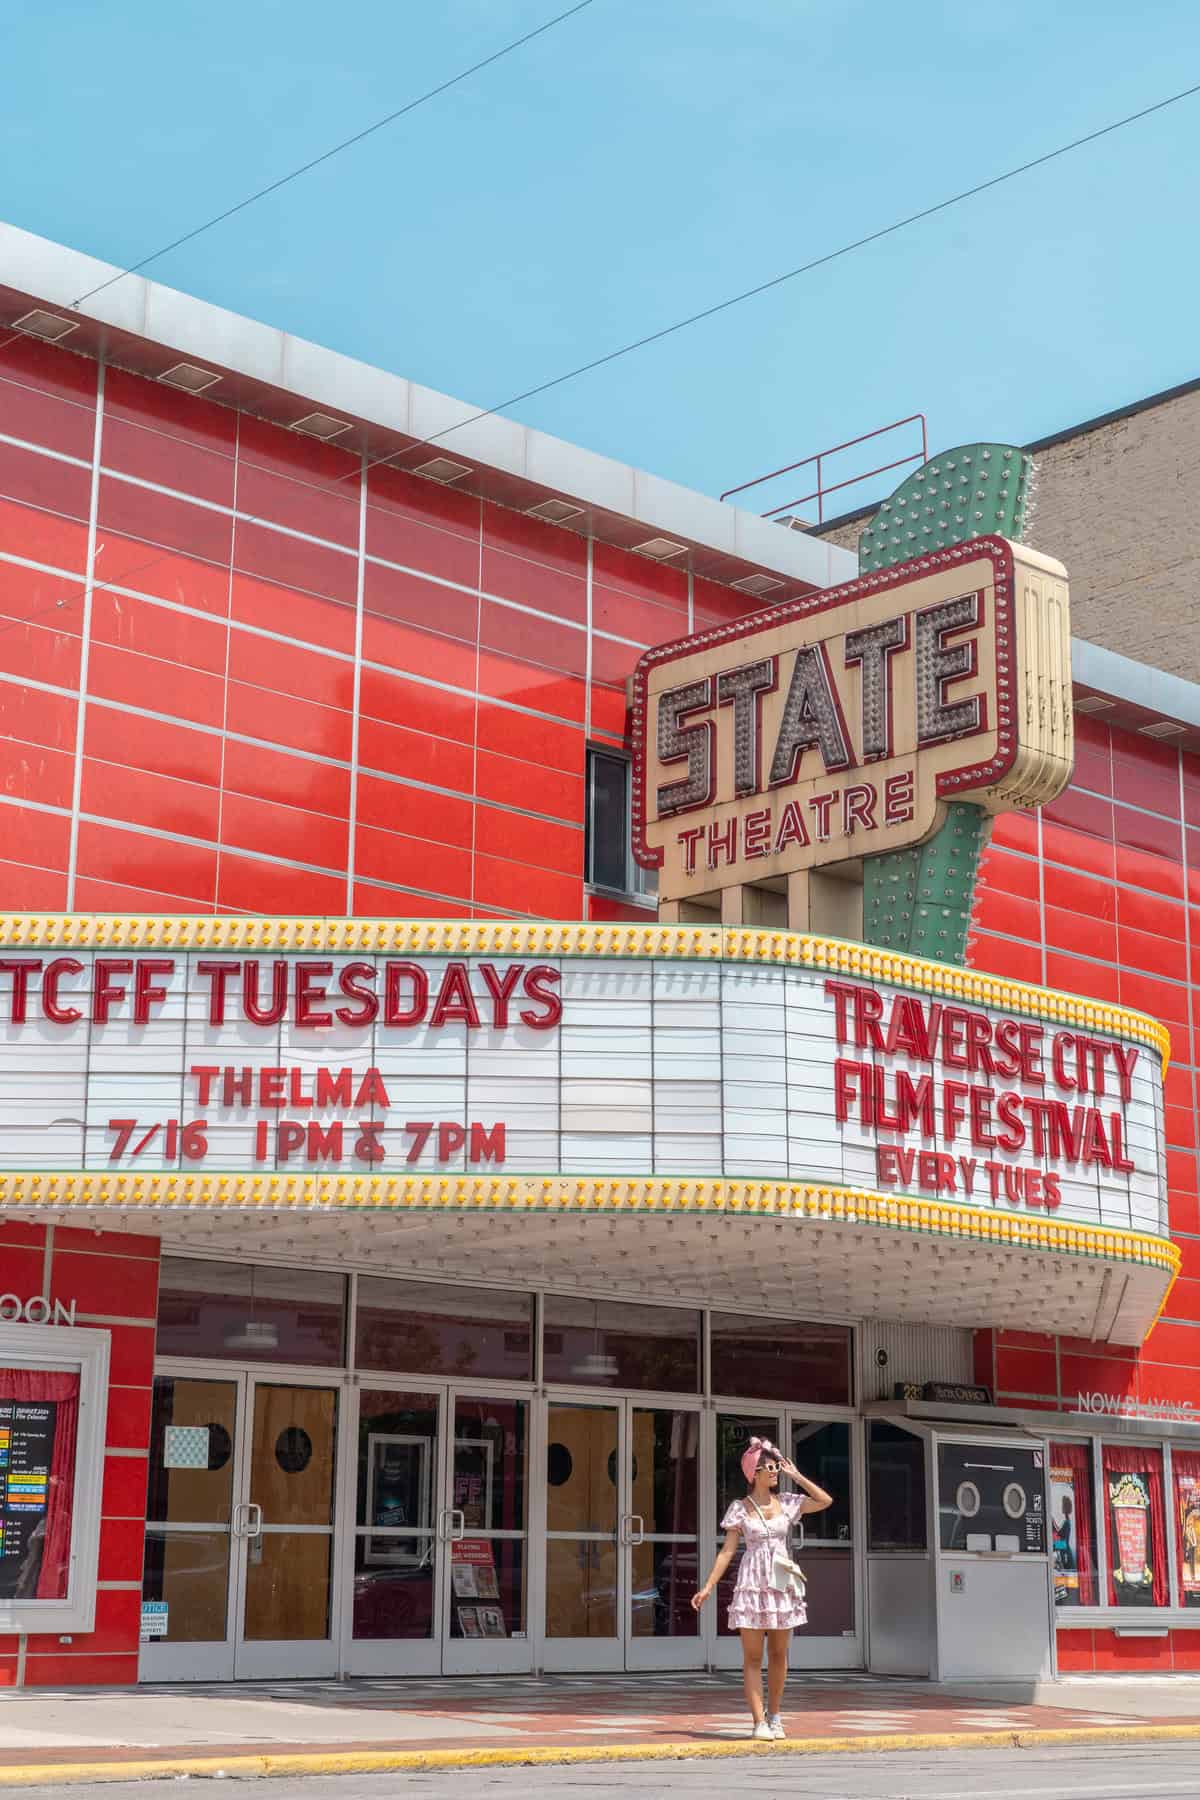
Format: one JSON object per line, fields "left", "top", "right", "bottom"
{"left": 748, "top": 1498, "right": 807, "bottom": 1600}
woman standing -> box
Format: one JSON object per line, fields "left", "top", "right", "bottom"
{"left": 691, "top": 1437, "right": 833, "bottom": 1741}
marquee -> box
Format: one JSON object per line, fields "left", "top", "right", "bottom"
{"left": 0, "top": 917, "right": 1176, "bottom": 1343}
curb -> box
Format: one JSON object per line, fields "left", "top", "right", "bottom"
{"left": 2, "top": 1723, "right": 1200, "bottom": 1784}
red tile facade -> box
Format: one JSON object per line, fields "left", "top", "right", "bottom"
{"left": 0, "top": 338, "right": 712, "bottom": 926}
{"left": 0, "top": 333, "right": 1198, "bottom": 1678}
{"left": 971, "top": 715, "right": 1200, "bottom": 1669}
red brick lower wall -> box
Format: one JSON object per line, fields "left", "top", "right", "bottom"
{"left": 0, "top": 1220, "right": 158, "bottom": 1687}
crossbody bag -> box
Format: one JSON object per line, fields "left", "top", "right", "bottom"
{"left": 748, "top": 1497, "right": 807, "bottom": 1600}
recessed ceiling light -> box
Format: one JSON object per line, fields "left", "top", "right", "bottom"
{"left": 526, "top": 497, "right": 584, "bottom": 524}
{"left": 411, "top": 456, "right": 472, "bottom": 484}
{"left": 1073, "top": 696, "right": 1114, "bottom": 714}
{"left": 1139, "top": 720, "right": 1187, "bottom": 738}
{"left": 13, "top": 309, "right": 78, "bottom": 343}
{"left": 159, "top": 362, "right": 221, "bottom": 394}
{"left": 291, "top": 411, "right": 351, "bottom": 440}
{"left": 731, "top": 573, "right": 785, "bottom": 596}
{"left": 631, "top": 536, "right": 686, "bottom": 561}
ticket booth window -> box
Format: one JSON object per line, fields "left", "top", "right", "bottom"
{"left": 0, "top": 1325, "right": 109, "bottom": 1635}
{"left": 867, "top": 1420, "right": 927, "bottom": 1553}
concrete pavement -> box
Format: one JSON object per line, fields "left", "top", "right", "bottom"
{"left": 1, "top": 1673, "right": 1200, "bottom": 1782}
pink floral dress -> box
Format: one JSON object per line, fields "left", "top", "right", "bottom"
{"left": 721, "top": 1492, "right": 812, "bottom": 1631}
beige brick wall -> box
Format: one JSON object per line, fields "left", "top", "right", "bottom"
{"left": 818, "top": 384, "right": 1200, "bottom": 680}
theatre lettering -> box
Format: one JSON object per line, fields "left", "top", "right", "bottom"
{"left": 829, "top": 977, "right": 1140, "bottom": 1206}
{"left": 632, "top": 537, "right": 1072, "bottom": 906}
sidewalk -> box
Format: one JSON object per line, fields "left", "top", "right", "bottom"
{"left": 3, "top": 1672, "right": 1200, "bottom": 1782}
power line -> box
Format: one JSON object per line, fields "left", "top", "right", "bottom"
{"left": 372, "top": 74, "right": 1200, "bottom": 473}
{"left": 70, "top": 0, "right": 598, "bottom": 308}
{"left": 1, "top": 73, "right": 1197, "bottom": 647}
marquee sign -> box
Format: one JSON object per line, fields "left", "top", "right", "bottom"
{"left": 0, "top": 941, "right": 1164, "bottom": 1240}
{"left": 630, "top": 538, "right": 1072, "bottom": 906}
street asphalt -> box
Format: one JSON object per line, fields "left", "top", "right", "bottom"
{"left": 11, "top": 1744, "right": 1200, "bottom": 1798}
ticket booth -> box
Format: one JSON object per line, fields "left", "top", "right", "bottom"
{"left": 865, "top": 1416, "right": 1055, "bottom": 1682}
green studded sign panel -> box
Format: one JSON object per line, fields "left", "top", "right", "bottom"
{"left": 860, "top": 442, "right": 1037, "bottom": 964}
{"left": 858, "top": 443, "right": 1034, "bottom": 574}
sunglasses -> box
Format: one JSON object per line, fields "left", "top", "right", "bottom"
{"left": 758, "top": 1460, "right": 781, "bottom": 1473}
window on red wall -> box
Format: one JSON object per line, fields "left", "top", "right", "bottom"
{"left": 0, "top": 1367, "right": 79, "bottom": 1601}
{"left": 1049, "top": 1441, "right": 1098, "bottom": 1608}
{"left": 1172, "top": 1449, "right": 1200, "bottom": 1610}
{"left": 1102, "top": 1443, "right": 1169, "bottom": 1608}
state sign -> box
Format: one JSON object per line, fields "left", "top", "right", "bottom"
{"left": 630, "top": 538, "right": 1072, "bottom": 904}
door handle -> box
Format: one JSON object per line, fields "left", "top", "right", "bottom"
{"left": 244, "top": 1502, "right": 263, "bottom": 1540}
{"left": 231, "top": 1502, "right": 246, "bottom": 1537}
{"left": 627, "top": 1514, "right": 644, "bottom": 1546}
{"left": 447, "top": 1508, "right": 466, "bottom": 1542}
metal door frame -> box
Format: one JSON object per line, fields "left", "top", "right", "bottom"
{"left": 340, "top": 1375, "right": 535, "bottom": 1677}
{"left": 234, "top": 1368, "right": 343, "bottom": 1679}
{"left": 140, "top": 1359, "right": 344, "bottom": 1682}
{"left": 538, "top": 1389, "right": 706, "bottom": 1673}
{"left": 785, "top": 1411, "right": 864, "bottom": 1670}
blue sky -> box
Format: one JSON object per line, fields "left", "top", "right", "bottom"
{"left": 6, "top": 1, "right": 1200, "bottom": 516}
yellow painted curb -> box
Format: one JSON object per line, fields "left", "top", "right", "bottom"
{"left": 2, "top": 1723, "right": 1200, "bottom": 1784}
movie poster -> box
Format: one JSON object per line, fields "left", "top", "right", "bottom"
{"left": 1051, "top": 1464, "right": 1081, "bottom": 1605}
{"left": 1108, "top": 1471, "right": 1154, "bottom": 1605}
{"left": 0, "top": 1400, "right": 58, "bottom": 1602}
{"left": 1176, "top": 1473, "right": 1200, "bottom": 1608}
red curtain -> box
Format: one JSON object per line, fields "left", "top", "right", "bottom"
{"left": 1049, "top": 1440, "right": 1097, "bottom": 1606}
{"left": 1, "top": 1367, "right": 79, "bottom": 1601}
{"left": 1172, "top": 1449, "right": 1200, "bottom": 1606}
{"left": 1102, "top": 1443, "right": 1169, "bottom": 1608}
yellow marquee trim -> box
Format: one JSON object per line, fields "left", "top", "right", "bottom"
{"left": 0, "top": 914, "right": 1170, "bottom": 1066}
{"left": 0, "top": 1170, "right": 1179, "bottom": 1276}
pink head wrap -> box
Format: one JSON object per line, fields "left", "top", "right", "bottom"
{"left": 741, "top": 1437, "right": 779, "bottom": 1484}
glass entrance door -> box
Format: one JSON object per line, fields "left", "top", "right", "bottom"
{"left": 542, "top": 1396, "right": 703, "bottom": 1671}
{"left": 236, "top": 1380, "right": 339, "bottom": 1677}
{"left": 787, "top": 1417, "right": 860, "bottom": 1670}
{"left": 711, "top": 1408, "right": 783, "bottom": 1670}
{"left": 141, "top": 1369, "right": 340, "bottom": 1680}
{"left": 345, "top": 1384, "right": 531, "bottom": 1675}
{"left": 141, "top": 1372, "right": 241, "bottom": 1680}
{"left": 709, "top": 1408, "right": 861, "bottom": 1671}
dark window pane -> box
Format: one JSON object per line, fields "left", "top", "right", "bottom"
{"left": 156, "top": 1258, "right": 345, "bottom": 1366}
{"left": 355, "top": 1278, "right": 532, "bottom": 1380}
{"left": 792, "top": 1420, "right": 852, "bottom": 1542}
{"left": 868, "top": 1420, "right": 927, "bottom": 1552}
{"left": 588, "top": 751, "right": 629, "bottom": 891}
{"left": 543, "top": 1296, "right": 699, "bottom": 1392}
{"left": 356, "top": 1389, "right": 439, "bottom": 1531}
{"left": 710, "top": 1314, "right": 852, "bottom": 1406}
{"left": 632, "top": 1407, "right": 699, "bottom": 1536}
{"left": 353, "top": 1531, "right": 435, "bottom": 1640}
{"left": 454, "top": 1395, "right": 527, "bottom": 1533}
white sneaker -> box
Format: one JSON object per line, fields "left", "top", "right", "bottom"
{"left": 752, "top": 1719, "right": 773, "bottom": 1740}
{"left": 768, "top": 1714, "right": 786, "bottom": 1739}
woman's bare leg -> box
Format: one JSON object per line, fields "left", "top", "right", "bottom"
{"left": 766, "top": 1629, "right": 791, "bottom": 1716}
{"left": 740, "top": 1629, "right": 766, "bottom": 1723}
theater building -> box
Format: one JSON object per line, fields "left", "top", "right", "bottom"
{"left": 0, "top": 221, "right": 1197, "bottom": 1690}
